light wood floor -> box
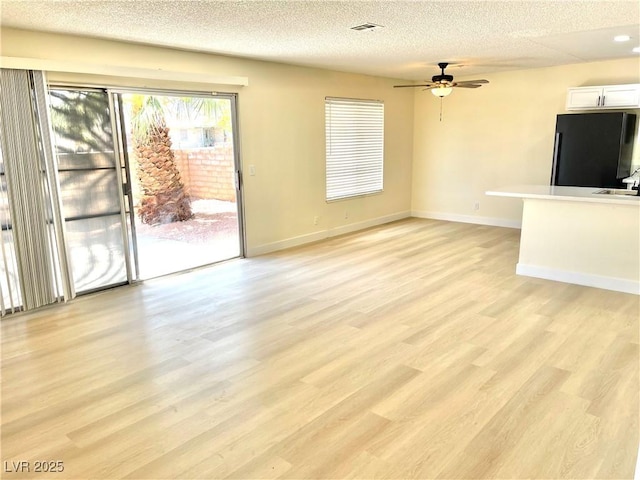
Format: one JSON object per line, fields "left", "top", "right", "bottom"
{"left": 1, "top": 218, "right": 638, "bottom": 479}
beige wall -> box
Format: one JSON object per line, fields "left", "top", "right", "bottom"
{"left": 1, "top": 28, "right": 414, "bottom": 255}
{"left": 3, "top": 28, "right": 640, "bottom": 250}
{"left": 411, "top": 57, "right": 640, "bottom": 226}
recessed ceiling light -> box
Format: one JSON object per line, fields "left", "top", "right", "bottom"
{"left": 614, "top": 35, "right": 631, "bottom": 42}
{"left": 633, "top": 46, "right": 640, "bottom": 53}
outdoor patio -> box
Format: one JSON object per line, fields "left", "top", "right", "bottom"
{"left": 133, "top": 198, "right": 240, "bottom": 279}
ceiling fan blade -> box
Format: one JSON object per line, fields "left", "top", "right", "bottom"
{"left": 394, "top": 84, "right": 434, "bottom": 88}
{"left": 455, "top": 79, "right": 489, "bottom": 85}
{"left": 453, "top": 84, "right": 483, "bottom": 88}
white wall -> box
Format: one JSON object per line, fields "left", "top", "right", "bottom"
{"left": 411, "top": 58, "right": 640, "bottom": 227}
{"left": 1, "top": 28, "right": 415, "bottom": 256}
{"left": 517, "top": 198, "right": 639, "bottom": 294}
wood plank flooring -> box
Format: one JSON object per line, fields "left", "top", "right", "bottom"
{"left": 1, "top": 218, "right": 638, "bottom": 479}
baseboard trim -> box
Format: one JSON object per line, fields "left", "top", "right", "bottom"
{"left": 247, "top": 211, "right": 411, "bottom": 257}
{"left": 327, "top": 211, "right": 411, "bottom": 237}
{"left": 517, "top": 263, "right": 640, "bottom": 295}
{"left": 411, "top": 210, "right": 522, "bottom": 229}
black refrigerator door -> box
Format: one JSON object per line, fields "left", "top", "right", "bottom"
{"left": 552, "top": 113, "right": 628, "bottom": 188}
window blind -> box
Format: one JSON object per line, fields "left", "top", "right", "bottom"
{"left": 325, "top": 97, "right": 384, "bottom": 201}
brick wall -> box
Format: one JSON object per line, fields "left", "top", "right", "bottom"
{"left": 173, "top": 145, "right": 236, "bottom": 201}
{"left": 129, "top": 144, "right": 236, "bottom": 202}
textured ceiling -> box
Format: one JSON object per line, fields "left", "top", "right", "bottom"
{"left": 1, "top": 1, "right": 639, "bottom": 80}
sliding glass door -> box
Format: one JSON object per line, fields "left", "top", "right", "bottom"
{"left": 115, "top": 91, "right": 243, "bottom": 280}
{"left": 1, "top": 73, "right": 244, "bottom": 315}
{"left": 48, "top": 88, "right": 243, "bottom": 288}
{"left": 48, "top": 88, "right": 129, "bottom": 293}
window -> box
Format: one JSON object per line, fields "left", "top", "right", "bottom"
{"left": 202, "top": 127, "right": 216, "bottom": 147}
{"left": 325, "top": 97, "right": 384, "bottom": 201}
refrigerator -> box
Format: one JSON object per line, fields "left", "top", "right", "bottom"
{"left": 551, "top": 112, "right": 636, "bottom": 188}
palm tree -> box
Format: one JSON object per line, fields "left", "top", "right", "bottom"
{"left": 165, "top": 96, "right": 232, "bottom": 143}
{"left": 129, "top": 95, "right": 192, "bottom": 225}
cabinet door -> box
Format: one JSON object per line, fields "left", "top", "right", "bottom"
{"left": 602, "top": 85, "right": 640, "bottom": 108}
{"left": 566, "top": 87, "right": 602, "bottom": 110}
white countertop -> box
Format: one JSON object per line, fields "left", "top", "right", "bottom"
{"left": 486, "top": 185, "right": 640, "bottom": 206}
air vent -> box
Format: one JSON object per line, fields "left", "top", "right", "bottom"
{"left": 350, "top": 23, "right": 384, "bottom": 32}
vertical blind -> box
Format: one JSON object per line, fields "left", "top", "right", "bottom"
{"left": 325, "top": 97, "right": 384, "bottom": 201}
{"left": 0, "top": 69, "right": 73, "bottom": 314}
{"left": 0, "top": 143, "right": 21, "bottom": 314}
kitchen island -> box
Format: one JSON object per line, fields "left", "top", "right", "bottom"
{"left": 486, "top": 185, "right": 640, "bottom": 295}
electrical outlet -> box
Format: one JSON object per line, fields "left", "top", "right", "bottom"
{"left": 249, "top": 165, "right": 256, "bottom": 176}
{"left": 344, "top": 211, "right": 349, "bottom": 219}
{"left": 474, "top": 201, "right": 480, "bottom": 211}
{"left": 313, "top": 216, "right": 319, "bottom": 225}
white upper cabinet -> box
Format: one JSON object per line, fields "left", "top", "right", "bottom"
{"left": 601, "top": 85, "right": 640, "bottom": 108}
{"left": 566, "top": 84, "right": 640, "bottom": 110}
{"left": 566, "top": 87, "right": 603, "bottom": 109}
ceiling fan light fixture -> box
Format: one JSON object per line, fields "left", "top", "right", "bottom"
{"left": 350, "top": 23, "right": 384, "bottom": 32}
{"left": 431, "top": 86, "right": 453, "bottom": 97}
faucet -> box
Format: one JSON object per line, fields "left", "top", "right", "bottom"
{"left": 626, "top": 167, "right": 640, "bottom": 195}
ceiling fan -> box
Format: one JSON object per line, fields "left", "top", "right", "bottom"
{"left": 394, "top": 62, "right": 489, "bottom": 97}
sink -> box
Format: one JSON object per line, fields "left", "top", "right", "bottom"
{"left": 594, "top": 188, "right": 640, "bottom": 197}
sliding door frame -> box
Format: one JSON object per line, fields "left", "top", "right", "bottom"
{"left": 108, "top": 93, "right": 134, "bottom": 283}
{"left": 47, "top": 83, "right": 246, "bottom": 284}
{"left": 47, "top": 85, "right": 130, "bottom": 293}
{"left": 109, "top": 87, "right": 245, "bottom": 279}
